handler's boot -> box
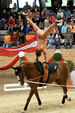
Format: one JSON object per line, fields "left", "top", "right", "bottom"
{"left": 43, "top": 63, "right": 48, "bottom": 83}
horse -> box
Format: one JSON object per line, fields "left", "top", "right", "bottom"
{"left": 12, "top": 61, "right": 70, "bottom": 113}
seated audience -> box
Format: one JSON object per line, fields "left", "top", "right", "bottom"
{"left": 32, "top": 1, "right": 39, "bottom": 12}
{"left": 49, "top": 11, "right": 56, "bottom": 23}
{"left": 32, "top": 7, "right": 40, "bottom": 25}
{"left": 16, "top": 15, "right": 23, "bottom": 26}
{"left": 57, "top": 8, "right": 64, "bottom": 19}
{"left": 47, "top": 34, "right": 55, "bottom": 49}
{"left": 64, "top": 27, "right": 73, "bottom": 49}
{"left": 26, "top": 28, "right": 36, "bottom": 41}
{"left": 23, "top": 2, "right": 31, "bottom": 12}
{"left": 11, "top": 31, "right": 20, "bottom": 46}
{"left": 54, "top": 26, "right": 61, "bottom": 49}
{"left": 13, "top": 24, "right": 19, "bottom": 33}
{"left": 1, "top": 9, "right": 8, "bottom": 29}
{"left": 56, "top": 15, "right": 63, "bottom": 32}
{"left": 8, "top": 16, "right": 15, "bottom": 34}
{"left": 3, "top": 32, "right": 11, "bottom": 48}
{"left": 25, "top": 23, "right": 32, "bottom": 34}
{"left": 41, "top": 7, "right": 50, "bottom": 22}
{"left": 27, "top": 9, "right": 32, "bottom": 20}
{"left": 64, "top": 8, "right": 71, "bottom": 22}
{"left": 61, "top": 21, "right": 69, "bottom": 38}
{"left": 18, "top": 21, "right": 26, "bottom": 44}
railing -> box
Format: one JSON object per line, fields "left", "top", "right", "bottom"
{"left": 0, "top": 33, "right": 75, "bottom": 49}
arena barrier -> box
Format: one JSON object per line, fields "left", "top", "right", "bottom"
{"left": 4, "top": 83, "right": 47, "bottom": 92}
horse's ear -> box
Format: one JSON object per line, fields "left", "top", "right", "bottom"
{"left": 11, "top": 66, "right": 16, "bottom": 70}
{"left": 11, "top": 66, "right": 22, "bottom": 71}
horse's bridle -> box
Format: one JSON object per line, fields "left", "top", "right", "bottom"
{"left": 15, "top": 69, "right": 24, "bottom": 84}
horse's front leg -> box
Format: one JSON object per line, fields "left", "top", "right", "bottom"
{"left": 35, "top": 89, "right": 42, "bottom": 109}
{"left": 21, "top": 88, "right": 34, "bottom": 113}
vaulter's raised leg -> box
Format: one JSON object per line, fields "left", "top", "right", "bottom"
{"left": 44, "top": 23, "right": 56, "bottom": 37}
{"left": 26, "top": 16, "right": 40, "bottom": 32}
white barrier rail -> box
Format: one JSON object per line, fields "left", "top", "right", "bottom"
{"left": 4, "top": 83, "right": 46, "bottom": 92}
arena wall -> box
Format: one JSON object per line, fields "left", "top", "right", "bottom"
{"left": 0, "top": 49, "right": 75, "bottom": 72}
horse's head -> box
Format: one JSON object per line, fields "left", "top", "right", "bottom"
{"left": 11, "top": 66, "right": 24, "bottom": 86}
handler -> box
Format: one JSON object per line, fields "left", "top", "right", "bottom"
{"left": 22, "top": 12, "right": 61, "bottom": 82}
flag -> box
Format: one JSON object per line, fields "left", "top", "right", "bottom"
{"left": 0, "top": 36, "right": 37, "bottom": 56}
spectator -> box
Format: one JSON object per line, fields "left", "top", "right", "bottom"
{"left": 9, "top": 8, "right": 17, "bottom": 19}
{"left": 0, "top": 34, "right": 4, "bottom": 46}
{"left": 61, "top": 21, "right": 69, "bottom": 34}
{"left": 57, "top": 0, "right": 62, "bottom": 8}
{"left": 64, "top": 27, "right": 73, "bottom": 49}
{"left": 49, "top": 11, "right": 56, "bottom": 23}
{"left": 13, "top": 3, "right": 18, "bottom": 12}
{"left": 17, "top": 10, "right": 22, "bottom": 17}
{"left": 70, "top": 14, "right": 75, "bottom": 22}
{"left": 25, "top": 23, "right": 32, "bottom": 34}
{"left": 47, "top": 35, "right": 54, "bottom": 49}
{"left": 0, "top": 9, "right": 8, "bottom": 29}
{"left": 64, "top": 8, "right": 71, "bottom": 22}
{"left": 54, "top": 26, "right": 61, "bottom": 49}
{"left": 18, "top": 21, "right": 26, "bottom": 44}
{"left": 3, "top": 32, "right": 11, "bottom": 48}
{"left": 32, "top": 7, "right": 40, "bottom": 25}
{"left": 57, "top": 8, "right": 64, "bottom": 19}
{"left": 13, "top": 24, "right": 19, "bottom": 33}
{"left": 27, "top": 9, "right": 33, "bottom": 20}
{"left": 67, "top": 0, "right": 74, "bottom": 14}
{"left": 16, "top": 15, "right": 23, "bottom": 26}
{"left": 26, "top": 28, "right": 35, "bottom": 41}
{"left": 56, "top": 15, "right": 63, "bottom": 32}
{"left": 41, "top": 7, "right": 49, "bottom": 22}
{"left": 8, "top": 16, "right": 15, "bottom": 34}
{"left": 32, "top": 1, "right": 39, "bottom": 12}
{"left": 23, "top": 2, "right": 31, "bottom": 12}
{"left": 1, "top": 9, "right": 8, "bottom": 24}
{"left": 51, "top": 0, "right": 58, "bottom": 13}
{"left": 49, "top": 10, "right": 57, "bottom": 18}
{"left": 11, "top": 31, "right": 19, "bottom": 46}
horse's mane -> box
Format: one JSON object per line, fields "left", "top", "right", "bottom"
{"left": 19, "top": 61, "right": 34, "bottom": 66}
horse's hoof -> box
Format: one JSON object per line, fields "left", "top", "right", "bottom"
{"left": 21, "top": 110, "right": 25, "bottom": 113}
{"left": 60, "top": 103, "right": 64, "bottom": 107}
{"left": 38, "top": 105, "right": 42, "bottom": 109}
{"left": 67, "top": 97, "right": 71, "bottom": 101}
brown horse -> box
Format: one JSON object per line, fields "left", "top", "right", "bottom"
{"left": 12, "top": 61, "right": 70, "bottom": 113}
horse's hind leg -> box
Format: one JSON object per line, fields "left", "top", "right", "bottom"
{"left": 35, "top": 89, "right": 42, "bottom": 109}
{"left": 61, "top": 86, "right": 71, "bottom": 106}
{"left": 61, "top": 86, "right": 68, "bottom": 106}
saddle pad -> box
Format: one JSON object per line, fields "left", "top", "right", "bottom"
{"left": 48, "top": 62, "right": 58, "bottom": 74}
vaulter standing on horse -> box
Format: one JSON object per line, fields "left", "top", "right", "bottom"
{"left": 22, "top": 12, "right": 61, "bottom": 82}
